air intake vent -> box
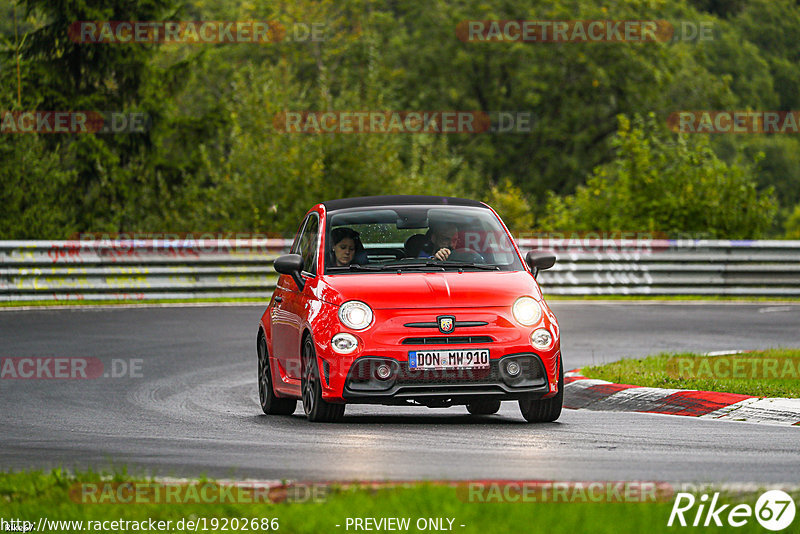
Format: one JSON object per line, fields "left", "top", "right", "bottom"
{"left": 401, "top": 336, "right": 493, "bottom": 345}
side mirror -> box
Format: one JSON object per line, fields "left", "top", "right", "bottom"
{"left": 525, "top": 251, "right": 556, "bottom": 279}
{"left": 274, "top": 253, "right": 305, "bottom": 290}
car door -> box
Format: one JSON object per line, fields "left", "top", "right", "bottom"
{"left": 272, "top": 213, "right": 319, "bottom": 379}
{"left": 271, "top": 215, "right": 311, "bottom": 378}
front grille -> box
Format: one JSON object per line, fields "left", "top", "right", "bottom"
{"left": 395, "top": 356, "right": 544, "bottom": 386}
{"left": 404, "top": 321, "right": 489, "bottom": 328}
{"left": 396, "top": 361, "right": 499, "bottom": 384}
{"left": 401, "top": 335, "right": 493, "bottom": 345}
{"left": 344, "top": 354, "right": 547, "bottom": 394}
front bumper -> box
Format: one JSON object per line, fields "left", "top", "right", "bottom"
{"left": 342, "top": 353, "right": 549, "bottom": 404}
{"left": 313, "top": 305, "right": 561, "bottom": 404}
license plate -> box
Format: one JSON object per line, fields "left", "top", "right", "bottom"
{"left": 408, "top": 349, "right": 490, "bottom": 370}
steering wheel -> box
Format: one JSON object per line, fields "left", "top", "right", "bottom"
{"left": 446, "top": 248, "right": 486, "bottom": 263}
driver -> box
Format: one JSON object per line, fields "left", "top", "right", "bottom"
{"left": 419, "top": 221, "right": 458, "bottom": 261}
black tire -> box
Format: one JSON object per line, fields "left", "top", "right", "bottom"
{"left": 301, "top": 336, "right": 345, "bottom": 423}
{"left": 466, "top": 399, "right": 502, "bottom": 415}
{"left": 518, "top": 355, "right": 563, "bottom": 423}
{"left": 258, "top": 332, "right": 297, "bottom": 415}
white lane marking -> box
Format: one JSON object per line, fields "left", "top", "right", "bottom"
{"left": 565, "top": 378, "right": 613, "bottom": 390}
{"left": 565, "top": 369, "right": 800, "bottom": 426}
{"left": 758, "top": 306, "right": 795, "bottom": 313}
{"left": 599, "top": 386, "right": 684, "bottom": 403}
{"left": 702, "top": 397, "right": 800, "bottom": 426}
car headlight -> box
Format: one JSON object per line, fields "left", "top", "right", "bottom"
{"left": 338, "top": 301, "right": 373, "bottom": 330}
{"left": 512, "top": 296, "right": 542, "bottom": 326}
{"left": 530, "top": 328, "right": 553, "bottom": 350}
{"left": 331, "top": 333, "right": 359, "bottom": 354}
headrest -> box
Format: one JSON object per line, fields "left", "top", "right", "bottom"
{"left": 404, "top": 234, "right": 432, "bottom": 257}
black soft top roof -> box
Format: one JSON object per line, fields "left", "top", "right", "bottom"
{"left": 322, "top": 195, "right": 487, "bottom": 211}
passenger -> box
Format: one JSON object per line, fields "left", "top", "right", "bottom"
{"left": 329, "top": 227, "right": 365, "bottom": 266}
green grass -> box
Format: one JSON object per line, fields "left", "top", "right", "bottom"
{"left": 582, "top": 348, "right": 800, "bottom": 398}
{"left": 0, "top": 470, "right": 794, "bottom": 534}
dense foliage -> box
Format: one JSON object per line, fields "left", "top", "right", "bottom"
{"left": 541, "top": 114, "right": 776, "bottom": 238}
{"left": 1, "top": 0, "right": 798, "bottom": 238}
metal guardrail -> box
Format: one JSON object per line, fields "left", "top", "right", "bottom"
{"left": 0, "top": 240, "right": 287, "bottom": 302}
{"left": 528, "top": 239, "right": 800, "bottom": 296}
{"left": 1, "top": 239, "right": 799, "bottom": 301}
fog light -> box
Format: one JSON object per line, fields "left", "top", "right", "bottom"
{"left": 505, "top": 360, "right": 521, "bottom": 377}
{"left": 530, "top": 328, "right": 553, "bottom": 350}
{"left": 375, "top": 363, "right": 392, "bottom": 380}
{"left": 331, "top": 333, "right": 358, "bottom": 354}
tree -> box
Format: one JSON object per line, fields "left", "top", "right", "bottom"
{"left": 541, "top": 114, "right": 777, "bottom": 238}
{"left": 485, "top": 178, "right": 534, "bottom": 232}
{"left": 785, "top": 204, "right": 800, "bottom": 239}
{"left": 1, "top": 0, "right": 798, "bottom": 239}
{"left": 0, "top": 135, "right": 78, "bottom": 238}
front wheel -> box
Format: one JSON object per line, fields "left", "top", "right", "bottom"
{"left": 301, "top": 337, "right": 345, "bottom": 423}
{"left": 258, "top": 332, "right": 297, "bottom": 415}
{"left": 518, "top": 355, "right": 563, "bottom": 423}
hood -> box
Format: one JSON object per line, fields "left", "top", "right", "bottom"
{"left": 317, "top": 270, "right": 542, "bottom": 309}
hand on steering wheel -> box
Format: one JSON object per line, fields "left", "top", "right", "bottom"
{"left": 433, "top": 248, "right": 451, "bottom": 261}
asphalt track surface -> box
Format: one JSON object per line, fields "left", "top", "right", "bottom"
{"left": 1, "top": 302, "right": 799, "bottom": 483}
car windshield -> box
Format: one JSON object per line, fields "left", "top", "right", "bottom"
{"left": 324, "top": 205, "right": 524, "bottom": 273}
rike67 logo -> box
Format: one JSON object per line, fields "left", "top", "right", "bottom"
{"left": 669, "top": 490, "right": 796, "bottom": 531}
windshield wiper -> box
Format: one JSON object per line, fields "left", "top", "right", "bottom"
{"left": 388, "top": 261, "right": 445, "bottom": 271}
{"left": 327, "top": 261, "right": 498, "bottom": 272}
{"left": 438, "top": 261, "right": 500, "bottom": 271}
{"left": 327, "top": 264, "right": 388, "bottom": 272}
{"left": 387, "top": 260, "right": 498, "bottom": 271}
{"left": 328, "top": 263, "right": 444, "bottom": 272}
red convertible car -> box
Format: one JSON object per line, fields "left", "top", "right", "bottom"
{"left": 257, "top": 195, "right": 561, "bottom": 422}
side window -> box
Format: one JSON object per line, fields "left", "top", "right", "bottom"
{"left": 290, "top": 218, "right": 308, "bottom": 255}
{"left": 298, "top": 215, "right": 319, "bottom": 275}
